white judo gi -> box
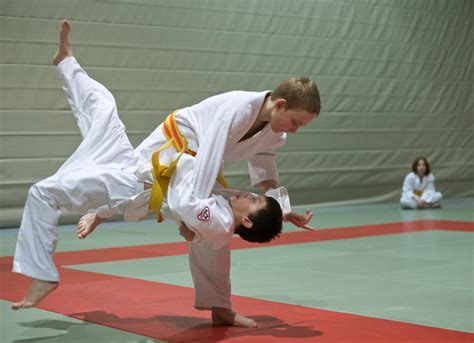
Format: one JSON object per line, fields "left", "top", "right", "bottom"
{"left": 400, "top": 172, "right": 442, "bottom": 209}
{"left": 13, "top": 57, "right": 290, "bottom": 311}
{"left": 12, "top": 56, "right": 235, "bottom": 281}
{"left": 135, "top": 86, "right": 287, "bottom": 192}
{"left": 13, "top": 57, "right": 142, "bottom": 282}
{"left": 130, "top": 66, "right": 290, "bottom": 311}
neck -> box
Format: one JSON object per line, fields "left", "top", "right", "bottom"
{"left": 256, "top": 95, "right": 273, "bottom": 123}
{"left": 240, "top": 95, "right": 272, "bottom": 142}
{"left": 232, "top": 217, "right": 241, "bottom": 235}
{"left": 228, "top": 200, "right": 239, "bottom": 234}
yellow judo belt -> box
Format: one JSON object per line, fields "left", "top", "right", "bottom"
{"left": 148, "top": 111, "right": 230, "bottom": 222}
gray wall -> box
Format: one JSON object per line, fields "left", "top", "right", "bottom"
{"left": 1, "top": 0, "right": 473, "bottom": 227}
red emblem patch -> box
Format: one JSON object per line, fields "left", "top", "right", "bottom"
{"left": 197, "top": 206, "right": 211, "bottom": 222}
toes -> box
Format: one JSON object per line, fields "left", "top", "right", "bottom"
{"left": 62, "top": 19, "right": 70, "bottom": 32}
{"left": 78, "top": 230, "right": 89, "bottom": 239}
{"left": 11, "top": 300, "right": 29, "bottom": 310}
{"left": 21, "top": 302, "right": 34, "bottom": 309}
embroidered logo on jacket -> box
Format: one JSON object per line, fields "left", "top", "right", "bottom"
{"left": 197, "top": 206, "right": 211, "bottom": 222}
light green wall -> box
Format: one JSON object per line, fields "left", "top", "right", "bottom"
{"left": 0, "top": 0, "right": 473, "bottom": 226}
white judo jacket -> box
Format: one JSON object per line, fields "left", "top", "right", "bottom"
{"left": 124, "top": 152, "right": 291, "bottom": 310}
{"left": 124, "top": 90, "right": 290, "bottom": 310}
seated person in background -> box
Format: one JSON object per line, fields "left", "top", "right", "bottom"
{"left": 400, "top": 157, "right": 442, "bottom": 209}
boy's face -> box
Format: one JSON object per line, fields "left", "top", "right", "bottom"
{"left": 229, "top": 192, "right": 267, "bottom": 228}
{"left": 270, "top": 99, "right": 317, "bottom": 133}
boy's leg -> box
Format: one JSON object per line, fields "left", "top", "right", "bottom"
{"left": 53, "top": 20, "right": 140, "bottom": 239}
{"left": 53, "top": 20, "right": 137, "bottom": 172}
{"left": 421, "top": 191, "right": 443, "bottom": 207}
{"left": 12, "top": 20, "right": 140, "bottom": 309}
{"left": 12, "top": 177, "right": 62, "bottom": 309}
{"left": 400, "top": 196, "right": 417, "bottom": 209}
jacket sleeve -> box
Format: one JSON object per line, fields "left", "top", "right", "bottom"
{"left": 402, "top": 173, "right": 418, "bottom": 199}
{"left": 177, "top": 196, "right": 234, "bottom": 251}
{"left": 192, "top": 104, "right": 235, "bottom": 199}
{"left": 248, "top": 150, "right": 279, "bottom": 187}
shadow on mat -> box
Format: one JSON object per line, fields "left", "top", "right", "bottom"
{"left": 162, "top": 314, "right": 323, "bottom": 342}
{"left": 66, "top": 310, "right": 323, "bottom": 342}
{"left": 14, "top": 319, "right": 155, "bottom": 343}
{"left": 13, "top": 319, "right": 89, "bottom": 342}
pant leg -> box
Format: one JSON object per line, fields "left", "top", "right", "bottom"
{"left": 400, "top": 195, "right": 417, "bottom": 209}
{"left": 56, "top": 57, "right": 137, "bottom": 171}
{"left": 188, "top": 243, "right": 232, "bottom": 311}
{"left": 12, "top": 58, "right": 142, "bottom": 281}
{"left": 13, "top": 177, "right": 62, "bottom": 281}
{"left": 57, "top": 164, "right": 140, "bottom": 217}
{"left": 421, "top": 191, "right": 443, "bottom": 204}
{"left": 12, "top": 164, "right": 140, "bottom": 282}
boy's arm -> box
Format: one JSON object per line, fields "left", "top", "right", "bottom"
{"left": 248, "top": 150, "right": 280, "bottom": 190}
{"left": 420, "top": 174, "right": 440, "bottom": 203}
{"left": 250, "top": 151, "right": 315, "bottom": 230}
{"left": 424, "top": 174, "right": 437, "bottom": 193}
{"left": 403, "top": 174, "right": 418, "bottom": 199}
{"left": 179, "top": 222, "right": 196, "bottom": 241}
{"left": 192, "top": 104, "right": 236, "bottom": 199}
{"left": 175, "top": 195, "right": 234, "bottom": 250}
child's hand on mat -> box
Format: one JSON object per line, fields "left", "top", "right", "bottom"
{"left": 284, "top": 209, "right": 315, "bottom": 230}
{"left": 179, "top": 222, "right": 196, "bottom": 241}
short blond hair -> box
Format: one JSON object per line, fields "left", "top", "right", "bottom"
{"left": 271, "top": 77, "right": 320, "bottom": 114}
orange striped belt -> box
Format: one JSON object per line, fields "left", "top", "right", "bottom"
{"left": 148, "top": 111, "right": 229, "bottom": 222}
{"left": 162, "top": 112, "right": 229, "bottom": 189}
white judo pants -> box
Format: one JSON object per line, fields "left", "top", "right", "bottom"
{"left": 13, "top": 57, "right": 141, "bottom": 282}
{"left": 400, "top": 191, "right": 443, "bottom": 209}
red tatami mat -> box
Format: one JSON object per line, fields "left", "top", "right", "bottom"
{"left": 1, "top": 220, "right": 473, "bottom": 342}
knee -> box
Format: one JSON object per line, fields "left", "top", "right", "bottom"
{"left": 28, "top": 179, "right": 59, "bottom": 204}
{"left": 28, "top": 183, "right": 43, "bottom": 199}
{"left": 400, "top": 198, "right": 416, "bottom": 209}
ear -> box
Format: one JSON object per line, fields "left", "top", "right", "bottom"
{"left": 241, "top": 216, "right": 253, "bottom": 229}
{"left": 275, "top": 98, "right": 286, "bottom": 109}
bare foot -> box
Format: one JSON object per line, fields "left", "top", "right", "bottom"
{"left": 53, "top": 19, "right": 73, "bottom": 65}
{"left": 11, "top": 279, "right": 58, "bottom": 310}
{"left": 416, "top": 199, "right": 426, "bottom": 209}
{"left": 212, "top": 307, "right": 258, "bottom": 328}
{"left": 77, "top": 213, "right": 105, "bottom": 239}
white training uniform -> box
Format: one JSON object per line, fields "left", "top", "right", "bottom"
{"left": 13, "top": 57, "right": 290, "bottom": 311}
{"left": 135, "top": 89, "right": 287, "bottom": 191}
{"left": 13, "top": 57, "right": 142, "bottom": 281}
{"left": 400, "top": 172, "right": 443, "bottom": 209}
{"left": 129, "top": 67, "right": 289, "bottom": 311}
{"left": 124, "top": 174, "right": 292, "bottom": 310}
